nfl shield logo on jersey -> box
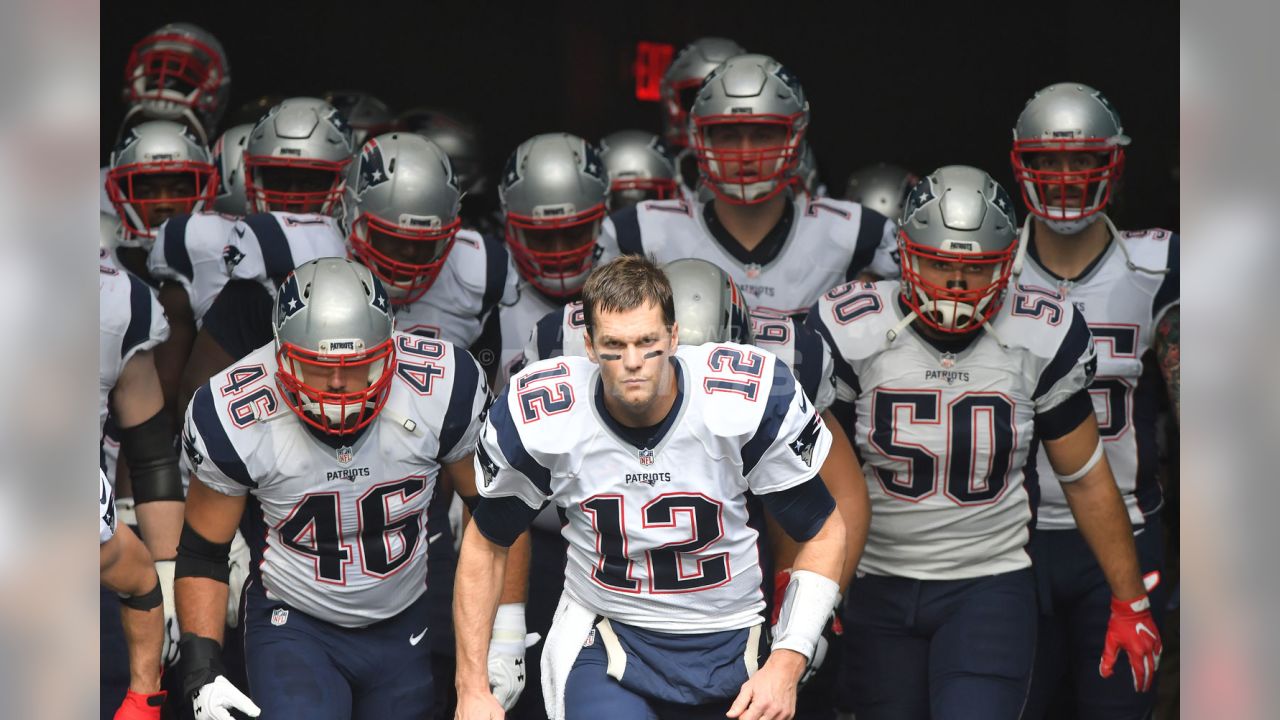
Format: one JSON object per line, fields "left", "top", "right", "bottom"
{"left": 638, "top": 448, "right": 655, "bottom": 466}
{"left": 271, "top": 608, "right": 289, "bottom": 627}
{"left": 745, "top": 263, "right": 762, "bottom": 279}
{"left": 939, "top": 352, "right": 956, "bottom": 369}
{"left": 335, "top": 445, "right": 354, "bottom": 466}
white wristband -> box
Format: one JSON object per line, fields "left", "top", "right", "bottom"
{"left": 491, "top": 603, "right": 527, "bottom": 656}
{"left": 770, "top": 570, "right": 840, "bottom": 661}
{"left": 1056, "top": 438, "right": 1105, "bottom": 483}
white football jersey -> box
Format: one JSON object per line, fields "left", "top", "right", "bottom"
{"left": 147, "top": 211, "right": 241, "bottom": 324}
{"left": 474, "top": 270, "right": 559, "bottom": 392}
{"left": 100, "top": 251, "right": 170, "bottom": 437}
{"left": 597, "top": 193, "right": 899, "bottom": 317}
{"left": 523, "top": 303, "right": 837, "bottom": 414}
{"left": 182, "top": 336, "right": 488, "bottom": 627}
{"left": 224, "top": 211, "right": 347, "bottom": 299}
{"left": 1018, "top": 229, "right": 1179, "bottom": 529}
{"left": 390, "top": 230, "right": 515, "bottom": 348}
{"left": 477, "top": 345, "right": 832, "bottom": 633}
{"left": 808, "top": 280, "right": 1096, "bottom": 579}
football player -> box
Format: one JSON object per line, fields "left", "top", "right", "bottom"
{"left": 843, "top": 162, "right": 919, "bottom": 221}
{"left": 1009, "top": 83, "right": 1179, "bottom": 718}
{"left": 175, "top": 258, "right": 514, "bottom": 719}
{"left": 598, "top": 53, "right": 899, "bottom": 319}
{"left": 118, "top": 22, "right": 231, "bottom": 146}
{"left": 100, "top": 252, "right": 184, "bottom": 709}
{"left": 175, "top": 97, "right": 353, "bottom": 415}
{"left": 323, "top": 90, "right": 396, "bottom": 148}
{"left": 398, "top": 107, "right": 497, "bottom": 234}
{"left": 471, "top": 132, "right": 609, "bottom": 390}
{"left": 455, "top": 255, "right": 846, "bottom": 720}
{"left": 807, "top": 166, "right": 1162, "bottom": 719}
{"left": 100, "top": 469, "right": 168, "bottom": 720}
{"left": 524, "top": 258, "right": 869, "bottom": 716}
{"left": 598, "top": 130, "right": 678, "bottom": 212}
{"left": 659, "top": 36, "right": 746, "bottom": 193}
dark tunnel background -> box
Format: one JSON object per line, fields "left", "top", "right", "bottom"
{"left": 101, "top": 0, "right": 1179, "bottom": 230}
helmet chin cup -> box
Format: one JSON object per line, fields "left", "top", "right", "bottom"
{"left": 1041, "top": 209, "right": 1102, "bottom": 235}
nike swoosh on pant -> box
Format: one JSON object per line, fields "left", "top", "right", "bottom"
{"left": 410, "top": 628, "right": 428, "bottom": 646}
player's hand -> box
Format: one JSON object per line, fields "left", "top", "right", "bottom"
{"left": 455, "top": 688, "right": 505, "bottom": 720}
{"left": 225, "top": 530, "right": 249, "bottom": 628}
{"left": 153, "top": 560, "right": 180, "bottom": 667}
{"left": 1099, "top": 594, "right": 1163, "bottom": 692}
{"left": 770, "top": 569, "right": 842, "bottom": 688}
{"left": 192, "top": 675, "right": 260, "bottom": 720}
{"left": 488, "top": 603, "right": 534, "bottom": 709}
{"left": 113, "top": 689, "right": 166, "bottom": 720}
{"left": 727, "top": 649, "right": 804, "bottom": 720}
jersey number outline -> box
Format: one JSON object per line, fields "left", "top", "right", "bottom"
{"left": 219, "top": 364, "right": 277, "bottom": 428}
{"left": 1010, "top": 285, "right": 1064, "bottom": 325}
{"left": 750, "top": 310, "right": 792, "bottom": 345}
{"left": 277, "top": 477, "right": 428, "bottom": 584}
{"left": 1087, "top": 324, "right": 1139, "bottom": 440}
{"left": 869, "top": 389, "right": 1016, "bottom": 505}
{"left": 704, "top": 347, "right": 765, "bottom": 401}
{"left": 396, "top": 335, "right": 447, "bottom": 396}
{"left": 580, "top": 493, "right": 729, "bottom": 594}
{"left": 517, "top": 363, "right": 575, "bottom": 422}
{"left": 823, "top": 282, "right": 883, "bottom": 325}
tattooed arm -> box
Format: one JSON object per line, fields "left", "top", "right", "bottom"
{"left": 1153, "top": 306, "right": 1180, "bottom": 421}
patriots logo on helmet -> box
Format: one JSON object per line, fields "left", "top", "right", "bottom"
{"left": 325, "top": 107, "right": 354, "bottom": 146}
{"left": 789, "top": 413, "right": 823, "bottom": 467}
{"left": 277, "top": 272, "right": 307, "bottom": 321}
{"left": 369, "top": 275, "right": 391, "bottom": 317}
{"left": 992, "top": 184, "right": 1016, "bottom": 223}
{"left": 358, "top": 139, "right": 390, "bottom": 194}
{"left": 583, "top": 142, "right": 607, "bottom": 184}
{"left": 905, "top": 177, "right": 937, "bottom": 217}
{"left": 773, "top": 64, "right": 804, "bottom": 98}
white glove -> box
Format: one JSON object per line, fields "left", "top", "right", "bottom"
{"left": 449, "top": 492, "right": 465, "bottom": 553}
{"left": 153, "top": 560, "right": 180, "bottom": 667}
{"left": 488, "top": 603, "right": 536, "bottom": 710}
{"left": 192, "top": 675, "right": 260, "bottom": 720}
{"left": 225, "top": 530, "right": 250, "bottom": 628}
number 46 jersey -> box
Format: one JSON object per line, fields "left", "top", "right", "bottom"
{"left": 475, "top": 345, "right": 833, "bottom": 633}
{"left": 182, "top": 334, "right": 488, "bottom": 627}
{"left": 807, "top": 280, "right": 1097, "bottom": 580}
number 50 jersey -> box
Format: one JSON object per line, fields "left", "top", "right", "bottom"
{"left": 476, "top": 345, "right": 833, "bottom": 633}
{"left": 807, "top": 280, "right": 1097, "bottom": 580}
{"left": 182, "top": 334, "right": 488, "bottom": 627}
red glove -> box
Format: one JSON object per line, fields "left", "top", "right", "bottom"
{"left": 1099, "top": 594, "right": 1162, "bottom": 692}
{"left": 113, "top": 689, "right": 166, "bottom": 720}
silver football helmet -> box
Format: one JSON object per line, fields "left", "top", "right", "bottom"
{"left": 323, "top": 91, "right": 396, "bottom": 148}
{"left": 121, "top": 22, "right": 231, "bottom": 145}
{"left": 273, "top": 258, "right": 395, "bottom": 436}
{"left": 898, "top": 166, "right": 1019, "bottom": 335}
{"left": 599, "top": 130, "right": 677, "bottom": 211}
{"left": 499, "top": 133, "right": 609, "bottom": 298}
{"left": 844, "top": 163, "right": 919, "bottom": 220}
{"left": 106, "top": 120, "right": 217, "bottom": 248}
{"left": 398, "top": 108, "right": 487, "bottom": 197}
{"left": 211, "top": 123, "right": 253, "bottom": 215}
{"left": 243, "top": 97, "right": 354, "bottom": 216}
{"left": 345, "top": 133, "right": 463, "bottom": 304}
{"left": 663, "top": 258, "right": 753, "bottom": 346}
{"left": 660, "top": 37, "right": 746, "bottom": 149}
{"left": 689, "top": 53, "right": 809, "bottom": 205}
{"left": 1011, "top": 82, "right": 1130, "bottom": 234}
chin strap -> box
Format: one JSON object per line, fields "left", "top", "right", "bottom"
{"left": 1011, "top": 215, "right": 1033, "bottom": 278}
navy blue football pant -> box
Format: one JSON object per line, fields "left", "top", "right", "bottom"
{"left": 424, "top": 482, "right": 458, "bottom": 720}
{"left": 241, "top": 581, "right": 434, "bottom": 720}
{"left": 1023, "top": 512, "right": 1166, "bottom": 720}
{"left": 839, "top": 568, "right": 1037, "bottom": 720}
{"left": 564, "top": 619, "right": 767, "bottom": 720}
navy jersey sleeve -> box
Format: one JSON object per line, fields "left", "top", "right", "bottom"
{"left": 183, "top": 384, "right": 256, "bottom": 495}
{"left": 202, "top": 279, "right": 275, "bottom": 359}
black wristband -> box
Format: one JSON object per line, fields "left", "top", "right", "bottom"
{"left": 179, "top": 633, "right": 226, "bottom": 699}
{"left": 118, "top": 576, "right": 163, "bottom": 611}
{"left": 120, "top": 410, "right": 184, "bottom": 504}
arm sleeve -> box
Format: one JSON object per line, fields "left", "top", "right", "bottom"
{"left": 756, "top": 474, "right": 835, "bottom": 542}
{"left": 743, "top": 357, "right": 833, "bottom": 494}
{"left": 182, "top": 384, "right": 254, "bottom": 497}
{"left": 437, "top": 348, "right": 490, "bottom": 464}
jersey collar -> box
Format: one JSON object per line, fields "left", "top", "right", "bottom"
{"left": 1027, "top": 225, "right": 1118, "bottom": 288}
{"left": 591, "top": 356, "right": 688, "bottom": 454}
{"left": 702, "top": 193, "right": 797, "bottom": 269}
